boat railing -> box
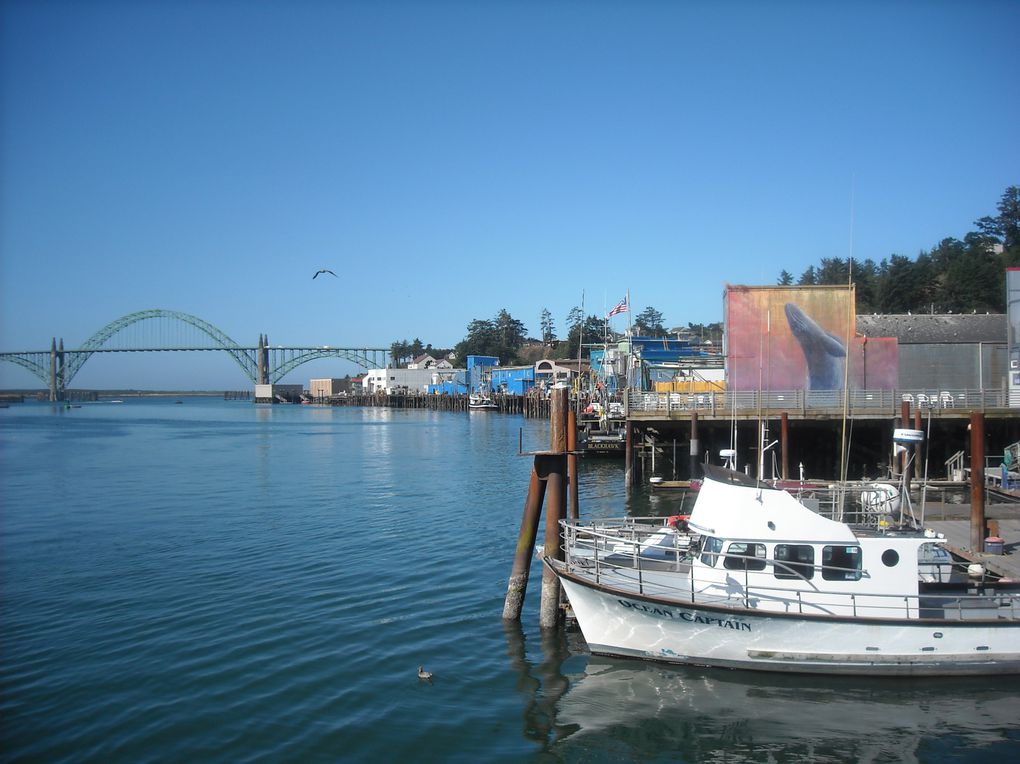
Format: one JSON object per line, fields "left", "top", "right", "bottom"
{"left": 560, "top": 521, "right": 1020, "bottom": 622}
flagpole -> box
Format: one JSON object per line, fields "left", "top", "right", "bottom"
{"left": 626, "top": 289, "right": 632, "bottom": 388}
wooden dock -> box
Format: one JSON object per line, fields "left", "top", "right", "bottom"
{"left": 927, "top": 517, "right": 1020, "bottom": 581}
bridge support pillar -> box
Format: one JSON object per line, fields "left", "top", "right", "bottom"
{"left": 258, "top": 334, "right": 270, "bottom": 385}
{"left": 48, "top": 338, "right": 66, "bottom": 402}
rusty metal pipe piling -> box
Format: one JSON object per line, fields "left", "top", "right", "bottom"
{"left": 501, "top": 465, "right": 548, "bottom": 621}
{"left": 970, "top": 412, "right": 986, "bottom": 552}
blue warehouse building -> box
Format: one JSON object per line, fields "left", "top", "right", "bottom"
{"left": 491, "top": 366, "right": 536, "bottom": 396}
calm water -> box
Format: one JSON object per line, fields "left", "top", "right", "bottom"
{"left": 1, "top": 398, "right": 1018, "bottom": 763}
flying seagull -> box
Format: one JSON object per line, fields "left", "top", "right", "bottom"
{"left": 417, "top": 665, "right": 433, "bottom": 682}
{"left": 313, "top": 269, "right": 338, "bottom": 279}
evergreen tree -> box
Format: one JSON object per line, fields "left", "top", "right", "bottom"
{"left": 634, "top": 306, "right": 666, "bottom": 337}
{"left": 454, "top": 309, "right": 527, "bottom": 365}
{"left": 539, "top": 308, "right": 556, "bottom": 343}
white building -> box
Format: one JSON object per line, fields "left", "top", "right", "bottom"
{"left": 362, "top": 367, "right": 464, "bottom": 394}
{"left": 408, "top": 354, "right": 454, "bottom": 370}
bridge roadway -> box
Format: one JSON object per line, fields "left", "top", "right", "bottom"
{"left": 0, "top": 309, "right": 389, "bottom": 400}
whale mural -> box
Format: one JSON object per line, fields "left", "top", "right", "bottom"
{"left": 724, "top": 285, "right": 897, "bottom": 392}
{"left": 784, "top": 302, "right": 846, "bottom": 389}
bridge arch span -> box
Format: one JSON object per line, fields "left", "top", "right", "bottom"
{"left": 65, "top": 309, "right": 258, "bottom": 384}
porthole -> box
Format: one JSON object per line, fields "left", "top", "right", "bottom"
{"left": 881, "top": 549, "right": 899, "bottom": 567}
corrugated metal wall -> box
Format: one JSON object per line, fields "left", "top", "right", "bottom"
{"left": 898, "top": 343, "right": 1006, "bottom": 390}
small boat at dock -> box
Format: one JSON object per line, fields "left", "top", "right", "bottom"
{"left": 546, "top": 464, "right": 1020, "bottom": 676}
{"left": 468, "top": 392, "right": 498, "bottom": 410}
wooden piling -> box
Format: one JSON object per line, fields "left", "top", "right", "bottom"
{"left": 625, "top": 420, "right": 633, "bottom": 490}
{"left": 970, "top": 412, "right": 986, "bottom": 552}
{"left": 501, "top": 465, "right": 547, "bottom": 621}
{"left": 567, "top": 409, "right": 579, "bottom": 521}
{"left": 540, "top": 386, "right": 569, "bottom": 630}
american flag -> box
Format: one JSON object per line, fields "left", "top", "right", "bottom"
{"left": 607, "top": 296, "right": 629, "bottom": 318}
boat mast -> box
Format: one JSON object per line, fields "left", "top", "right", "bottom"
{"left": 837, "top": 182, "right": 856, "bottom": 519}
{"left": 576, "top": 289, "right": 584, "bottom": 417}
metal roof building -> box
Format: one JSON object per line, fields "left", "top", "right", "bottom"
{"left": 856, "top": 314, "right": 1007, "bottom": 393}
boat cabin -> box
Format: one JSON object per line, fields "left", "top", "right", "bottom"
{"left": 687, "top": 467, "right": 953, "bottom": 618}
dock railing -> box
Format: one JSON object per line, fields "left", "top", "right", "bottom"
{"left": 627, "top": 388, "right": 1010, "bottom": 416}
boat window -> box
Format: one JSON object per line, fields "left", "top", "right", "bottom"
{"left": 700, "top": 537, "right": 723, "bottom": 567}
{"left": 723, "top": 542, "right": 767, "bottom": 571}
{"left": 821, "top": 545, "right": 862, "bottom": 581}
{"left": 881, "top": 549, "right": 899, "bottom": 567}
{"left": 774, "top": 544, "right": 814, "bottom": 580}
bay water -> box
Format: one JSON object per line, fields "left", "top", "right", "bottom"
{"left": 1, "top": 398, "right": 1018, "bottom": 762}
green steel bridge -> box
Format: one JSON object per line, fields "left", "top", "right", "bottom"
{"left": 0, "top": 309, "right": 390, "bottom": 400}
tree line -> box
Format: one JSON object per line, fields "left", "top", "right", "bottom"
{"left": 777, "top": 185, "right": 1018, "bottom": 314}
{"left": 391, "top": 304, "right": 720, "bottom": 368}
{"left": 390, "top": 185, "right": 1016, "bottom": 367}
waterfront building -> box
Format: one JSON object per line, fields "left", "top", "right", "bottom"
{"left": 363, "top": 367, "right": 465, "bottom": 394}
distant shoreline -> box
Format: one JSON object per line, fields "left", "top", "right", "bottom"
{"left": 1, "top": 389, "right": 241, "bottom": 398}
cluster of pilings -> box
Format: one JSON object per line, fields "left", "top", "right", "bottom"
{"left": 502, "top": 385, "right": 579, "bottom": 629}
{"left": 326, "top": 393, "right": 552, "bottom": 417}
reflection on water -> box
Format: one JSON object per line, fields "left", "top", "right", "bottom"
{"left": 503, "top": 622, "right": 580, "bottom": 748}
{"left": 507, "top": 625, "right": 1020, "bottom": 762}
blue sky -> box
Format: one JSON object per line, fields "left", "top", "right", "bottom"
{"left": 2, "top": 0, "right": 1018, "bottom": 389}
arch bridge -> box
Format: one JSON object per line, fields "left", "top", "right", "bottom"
{"left": 0, "top": 309, "right": 390, "bottom": 400}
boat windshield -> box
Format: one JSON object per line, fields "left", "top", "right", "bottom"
{"left": 700, "top": 536, "right": 723, "bottom": 567}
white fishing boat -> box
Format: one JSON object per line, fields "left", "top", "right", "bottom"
{"left": 546, "top": 464, "right": 1020, "bottom": 676}
{"left": 468, "top": 392, "right": 497, "bottom": 410}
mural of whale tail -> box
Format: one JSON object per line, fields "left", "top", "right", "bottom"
{"left": 784, "top": 302, "right": 846, "bottom": 390}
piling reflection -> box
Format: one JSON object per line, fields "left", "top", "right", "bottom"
{"left": 502, "top": 622, "right": 581, "bottom": 748}
{"left": 546, "top": 657, "right": 1020, "bottom": 761}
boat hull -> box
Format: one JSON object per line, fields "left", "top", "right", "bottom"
{"left": 552, "top": 563, "right": 1020, "bottom": 676}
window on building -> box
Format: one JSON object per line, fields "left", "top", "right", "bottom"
{"left": 822, "top": 545, "right": 862, "bottom": 581}
{"left": 723, "top": 542, "right": 767, "bottom": 571}
{"left": 774, "top": 544, "right": 814, "bottom": 580}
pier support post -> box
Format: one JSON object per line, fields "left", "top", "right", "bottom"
{"left": 780, "top": 412, "right": 789, "bottom": 480}
{"left": 689, "top": 412, "right": 700, "bottom": 480}
{"left": 625, "top": 421, "right": 633, "bottom": 490}
{"left": 970, "top": 412, "right": 986, "bottom": 552}
{"left": 540, "top": 386, "right": 569, "bottom": 629}
{"left": 502, "top": 464, "right": 548, "bottom": 621}
{"left": 567, "top": 409, "right": 579, "bottom": 521}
